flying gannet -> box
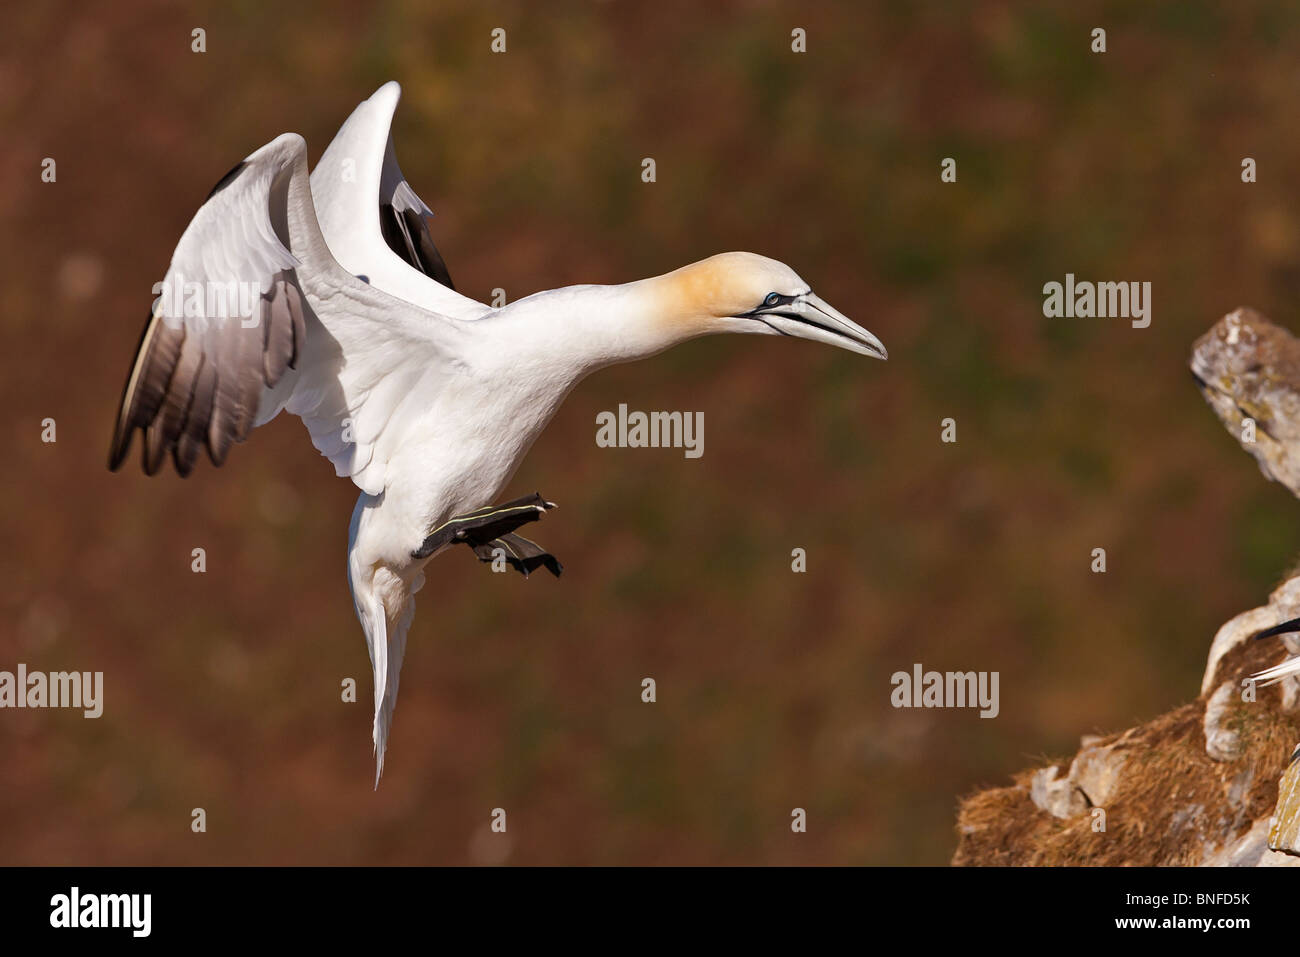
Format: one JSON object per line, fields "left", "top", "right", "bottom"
{"left": 108, "top": 82, "right": 887, "bottom": 784}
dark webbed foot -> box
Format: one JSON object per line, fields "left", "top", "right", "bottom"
{"left": 472, "top": 533, "right": 563, "bottom": 578}
{"left": 413, "top": 492, "right": 563, "bottom": 577}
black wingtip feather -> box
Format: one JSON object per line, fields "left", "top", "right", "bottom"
{"left": 401, "top": 207, "right": 455, "bottom": 290}
{"left": 205, "top": 161, "right": 248, "bottom": 202}
{"left": 379, "top": 202, "right": 455, "bottom": 291}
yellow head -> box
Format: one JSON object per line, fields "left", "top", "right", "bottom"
{"left": 648, "top": 252, "right": 887, "bottom": 359}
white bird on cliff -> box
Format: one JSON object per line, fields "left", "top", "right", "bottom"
{"left": 108, "top": 82, "right": 887, "bottom": 784}
{"left": 1251, "top": 618, "right": 1300, "bottom": 686}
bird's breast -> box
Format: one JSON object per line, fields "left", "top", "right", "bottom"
{"left": 396, "top": 367, "right": 574, "bottom": 527}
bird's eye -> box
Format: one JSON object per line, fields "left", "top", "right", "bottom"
{"left": 764, "top": 292, "right": 780, "bottom": 307}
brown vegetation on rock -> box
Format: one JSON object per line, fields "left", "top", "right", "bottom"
{"left": 955, "top": 310, "right": 1300, "bottom": 867}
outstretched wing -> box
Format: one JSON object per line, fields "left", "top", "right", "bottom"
{"left": 109, "top": 136, "right": 310, "bottom": 476}
{"left": 310, "top": 81, "right": 492, "bottom": 321}
{"left": 109, "top": 131, "right": 473, "bottom": 496}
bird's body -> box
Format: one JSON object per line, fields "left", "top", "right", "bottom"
{"left": 110, "top": 83, "right": 885, "bottom": 783}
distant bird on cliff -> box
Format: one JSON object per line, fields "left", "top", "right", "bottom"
{"left": 108, "top": 82, "right": 886, "bottom": 784}
{"left": 1251, "top": 618, "right": 1300, "bottom": 685}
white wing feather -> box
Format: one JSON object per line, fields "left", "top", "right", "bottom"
{"left": 310, "top": 81, "right": 491, "bottom": 321}
{"left": 113, "top": 130, "right": 473, "bottom": 497}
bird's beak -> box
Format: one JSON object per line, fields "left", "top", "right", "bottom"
{"left": 1253, "top": 616, "right": 1300, "bottom": 642}
{"left": 756, "top": 294, "right": 888, "bottom": 360}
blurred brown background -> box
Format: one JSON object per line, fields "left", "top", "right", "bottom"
{"left": 3, "top": 0, "right": 1300, "bottom": 864}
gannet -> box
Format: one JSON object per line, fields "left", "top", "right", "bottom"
{"left": 1250, "top": 618, "right": 1300, "bottom": 686}
{"left": 108, "top": 82, "right": 887, "bottom": 784}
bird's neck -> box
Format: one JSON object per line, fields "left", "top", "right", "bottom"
{"left": 545, "top": 271, "right": 726, "bottom": 377}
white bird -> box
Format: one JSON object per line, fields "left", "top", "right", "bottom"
{"left": 109, "top": 82, "right": 887, "bottom": 785}
{"left": 1250, "top": 618, "right": 1300, "bottom": 687}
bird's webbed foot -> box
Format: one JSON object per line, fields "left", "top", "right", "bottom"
{"left": 412, "top": 492, "right": 563, "bottom": 577}
{"left": 471, "top": 532, "right": 563, "bottom": 578}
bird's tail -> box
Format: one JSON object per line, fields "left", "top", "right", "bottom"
{"left": 1251, "top": 616, "right": 1300, "bottom": 687}
{"left": 350, "top": 559, "right": 418, "bottom": 788}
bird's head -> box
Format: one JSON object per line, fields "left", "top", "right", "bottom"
{"left": 652, "top": 252, "right": 887, "bottom": 360}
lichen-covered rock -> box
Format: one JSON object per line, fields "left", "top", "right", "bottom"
{"left": 1024, "top": 742, "right": 1130, "bottom": 819}
{"left": 1029, "top": 765, "right": 1087, "bottom": 818}
{"left": 1191, "top": 307, "right": 1300, "bottom": 497}
{"left": 1204, "top": 817, "right": 1271, "bottom": 866}
{"left": 1201, "top": 816, "right": 1300, "bottom": 866}
{"left": 1204, "top": 682, "right": 1243, "bottom": 761}
{"left": 1070, "top": 741, "right": 1127, "bottom": 806}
